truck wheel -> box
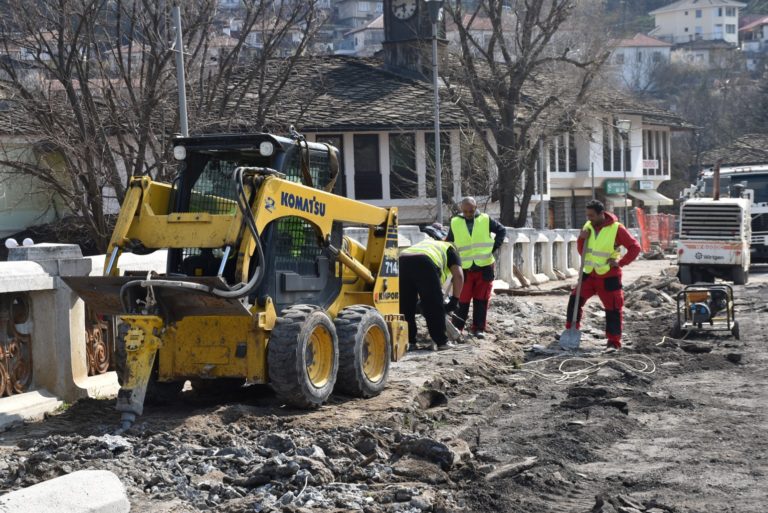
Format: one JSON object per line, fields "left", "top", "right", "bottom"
{"left": 679, "top": 265, "right": 692, "bottom": 285}
{"left": 670, "top": 319, "right": 683, "bottom": 339}
{"left": 268, "top": 305, "right": 338, "bottom": 409}
{"left": 732, "top": 267, "right": 748, "bottom": 285}
{"left": 334, "top": 306, "right": 391, "bottom": 398}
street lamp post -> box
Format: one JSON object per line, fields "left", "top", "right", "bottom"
{"left": 426, "top": 0, "right": 445, "bottom": 225}
{"left": 616, "top": 119, "right": 631, "bottom": 226}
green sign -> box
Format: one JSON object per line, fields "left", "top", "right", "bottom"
{"left": 605, "top": 179, "right": 628, "bottom": 195}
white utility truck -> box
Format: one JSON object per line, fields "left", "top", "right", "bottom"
{"left": 677, "top": 196, "right": 751, "bottom": 285}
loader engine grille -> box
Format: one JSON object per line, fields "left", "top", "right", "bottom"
{"left": 680, "top": 203, "right": 742, "bottom": 240}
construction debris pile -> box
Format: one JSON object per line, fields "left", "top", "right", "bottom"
{"left": 0, "top": 411, "right": 472, "bottom": 513}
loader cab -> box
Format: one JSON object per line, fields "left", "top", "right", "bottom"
{"left": 168, "top": 133, "right": 344, "bottom": 314}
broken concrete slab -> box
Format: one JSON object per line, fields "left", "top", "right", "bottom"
{"left": 0, "top": 470, "right": 130, "bottom": 513}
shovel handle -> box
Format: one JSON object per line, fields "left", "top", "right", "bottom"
{"left": 570, "top": 246, "right": 588, "bottom": 326}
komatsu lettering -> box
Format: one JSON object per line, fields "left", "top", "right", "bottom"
{"left": 280, "top": 192, "right": 326, "bottom": 216}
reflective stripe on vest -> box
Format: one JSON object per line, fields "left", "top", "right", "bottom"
{"left": 582, "top": 221, "right": 621, "bottom": 275}
{"left": 401, "top": 240, "right": 452, "bottom": 283}
{"left": 450, "top": 213, "right": 495, "bottom": 269}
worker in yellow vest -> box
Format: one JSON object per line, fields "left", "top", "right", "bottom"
{"left": 400, "top": 239, "right": 464, "bottom": 351}
{"left": 565, "top": 200, "right": 641, "bottom": 350}
{"left": 447, "top": 197, "right": 507, "bottom": 339}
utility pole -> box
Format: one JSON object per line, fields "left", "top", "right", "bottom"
{"left": 172, "top": 3, "right": 189, "bottom": 137}
{"left": 426, "top": 0, "right": 445, "bottom": 225}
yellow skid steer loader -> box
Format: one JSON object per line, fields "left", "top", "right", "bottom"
{"left": 64, "top": 133, "right": 408, "bottom": 428}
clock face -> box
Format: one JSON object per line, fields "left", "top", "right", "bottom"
{"left": 392, "top": 0, "right": 417, "bottom": 20}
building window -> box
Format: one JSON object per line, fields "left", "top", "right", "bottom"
{"left": 353, "top": 134, "right": 381, "bottom": 199}
{"left": 548, "top": 133, "right": 576, "bottom": 173}
{"left": 726, "top": 24, "right": 736, "bottom": 34}
{"left": 684, "top": 10, "right": 688, "bottom": 15}
{"left": 615, "top": 52, "right": 624, "bottom": 64}
{"left": 375, "top": 2, "right": 383, "bottom": 13}
{"left": 695, "top": 26, "right": 703, "bottom": 39}
{"left": 603, "top": 120, "right": 630, "bottom": 173}
{"left": 684, "top": 27, "right": 689, "bottom": 32}
{"left": 359, "top": 1, "right": 370, "bottom": 12}
{"left": 726, "top": 7, "right": 736, "bottom": 16}
{"left": 718, "top": 7, "right": 723, "bottom": 16}
{"left": 315, "top": 134, "right": 346, "bottom": 196}
{"left": 425, "top": 132, "right": 452, "bottom": 200}
{"left": 652, "top": 51, "right": 662, "bottom": 63}
{"left": 695, "top": 9, "right": 702, "bottom": 18}
{"left": 389, "top": 133, "right": 417, "bottom": 199}
{"left": 460, "top": 132, "right": 490, "bottom": 196}
{"left": 642, "top": 129, "right": 668, "bottom": 177}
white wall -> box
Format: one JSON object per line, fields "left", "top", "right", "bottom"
{"left": 653, "top": 4, "right": 740, "bottom": 44}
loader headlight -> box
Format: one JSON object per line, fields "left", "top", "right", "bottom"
{"left": 259, "top": 141, "right": 274, "bottom": 157}
{"left": 173, "top": 145, "right": 187, "bottom": 161}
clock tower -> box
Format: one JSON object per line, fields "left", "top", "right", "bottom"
{"left": 382, "top": 0, "right": 447, "bottom": 80}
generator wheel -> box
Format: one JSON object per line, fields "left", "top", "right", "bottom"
{"left": 731, "top": 321, "right": 740, "bottom": 340}
{"left": 268, "top": 305, "right": 338, "bottom": 408}
{"left": 334, "top": 306, "right": 391, "bottom": 398}
{"left": 670, "top": 319, "right": 683, "bottom": 339}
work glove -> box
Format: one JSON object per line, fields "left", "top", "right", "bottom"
{"left": 444, "top": 296, "right": 459, "bottom": 313}
{"left": 482, "top": 266, "right": 495, "bottom": 282}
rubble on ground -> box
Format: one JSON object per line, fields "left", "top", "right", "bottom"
{"left": 0, "top": 418, "right": 465, "bottom": 512}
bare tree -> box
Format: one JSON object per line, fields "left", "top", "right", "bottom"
{"left": 0, "top": 0, "right": 321, "bottom": 251}
{"left": 443, "top": 0, "right": 610, "bottom": 227}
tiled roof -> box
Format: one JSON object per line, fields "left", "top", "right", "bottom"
{"left": 345, "top": 14, "right": 384, "bottom": 36}
{"left": 0, "top": 55, "right": 691, "bottom": 137}
{"left": 701, "top": 133, "right": 768, "bottom": 166}
{"left": 740, "top": 15, "right": 768, "bottom": 32}
{"left": 198, "top": 56, "right": 474, "bottom": 133}
{"left": 615, "top": 33, "right": 672, "bottom": 48}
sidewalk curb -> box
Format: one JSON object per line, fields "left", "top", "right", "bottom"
{"left": 0, "top": 469, "right": 130, "bottom": 513}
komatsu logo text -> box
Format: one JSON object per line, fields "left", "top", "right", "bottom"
{"left": 280, "top": 192, "right": 326, "bottom": 216}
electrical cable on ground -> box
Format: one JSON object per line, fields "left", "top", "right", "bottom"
{"left": 505, "top": 352, "right": 657, "bottom": 385}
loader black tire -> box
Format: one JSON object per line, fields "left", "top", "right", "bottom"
{"left": 267, "top": 305, "right": 339, "bottom": 409}
{"left": 334, "top": 306, "right": 391, "bottom": 398}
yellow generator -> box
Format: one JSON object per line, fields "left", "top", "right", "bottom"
{"left": 64, "top": 133, "right": 408, "bottom": 428}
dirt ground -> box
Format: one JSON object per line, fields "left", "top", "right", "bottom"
{"left": 1, "top": 259, "right": 766, "bottom": 513}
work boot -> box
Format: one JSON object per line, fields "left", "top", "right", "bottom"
{"left": 408, "top": 343, "right": 419, "bottom": 352}
{"left": 437, "top": 341, "right": 457, "bottom": 351}
{"left": 473, "top": 330, "right": 486, "bottom": 339}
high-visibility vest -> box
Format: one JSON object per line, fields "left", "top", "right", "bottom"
{"left": 582, "top": 221, "right": 622, "bottom": 275}
{"left": 450, "top": 213, "right": 495, "bottom": 269}
{"left": 401, "top": 240, "right": 453, "bottom": 283}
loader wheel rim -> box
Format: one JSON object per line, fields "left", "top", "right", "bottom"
{"left": 362, "top": 325, "right": 387, "bottom": 384}
{"left": 306, "top": 325, "right": 333, "bottom": 388}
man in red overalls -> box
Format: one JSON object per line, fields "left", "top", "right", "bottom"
{"left": 565, "top": 200, "right": 641, "bottom": 350}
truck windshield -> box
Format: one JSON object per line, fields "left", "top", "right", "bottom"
{"left": 736, "top": 174, "right": 768, "bottom": 204}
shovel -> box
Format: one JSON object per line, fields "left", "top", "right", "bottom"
{"left": 559, "top": 247, "right": 587, "bottom": 350}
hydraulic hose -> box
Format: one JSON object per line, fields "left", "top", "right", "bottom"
{"left": 118, "top": 166, "right": 268, "bottom": 310}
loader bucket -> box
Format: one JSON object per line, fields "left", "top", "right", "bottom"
{"left": 61, "top": 276, "right": 252, "bottom": 319}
